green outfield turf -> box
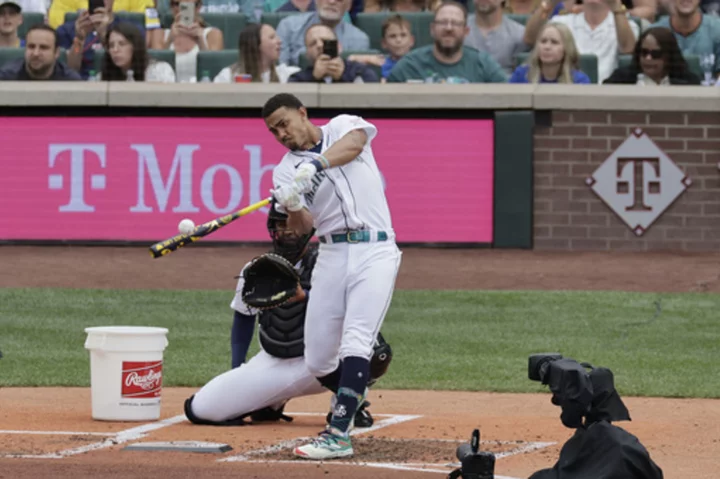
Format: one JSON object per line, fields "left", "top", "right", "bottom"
{"left": 0, "top": 288, "right": 718, "bottom": 398}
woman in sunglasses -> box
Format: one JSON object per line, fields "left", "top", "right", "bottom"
{"left": 604, "top": 27, "right": 701, "bottom": 85}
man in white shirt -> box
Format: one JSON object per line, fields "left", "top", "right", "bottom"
{"left": 465, "top": 0, "right": 530, "bottom": 74}
{"left": 523, "top": 0, "right": 638, "bottom": 82}
{"left": 264, "top": 93, "right": 402, "bottom": 461}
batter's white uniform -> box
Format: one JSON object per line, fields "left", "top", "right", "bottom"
{"left": 273, "top": 115, "right": 402, "bottom": 377}
{"left": 190, "top": 261, "right": 326, "bottom": 422}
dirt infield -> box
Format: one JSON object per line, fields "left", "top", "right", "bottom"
{"left": 2, "top": 245, "right": 720, "bottom": 292}
{"left": 1, "top": 245, "right": 720, "bottom": 478}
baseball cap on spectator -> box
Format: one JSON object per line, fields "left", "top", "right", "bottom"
{"left": 0, "top": 0, "right": 22, "bottom": 12}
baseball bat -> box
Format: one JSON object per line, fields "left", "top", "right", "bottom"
{"left": 149, "top": 197, "right": 272, "bottom": 259}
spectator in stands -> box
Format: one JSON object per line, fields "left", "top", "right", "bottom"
{"left": 701, "top": 0, "right": 720, "bottom": 16}
{"left": 276, "top": 0, "right": 369, "bottom": 66}
{"left": 651, "top": 0, "right": 720, "bottom": 82}
{"left": 13, "top": 0, "right": 47, "bottom": 15}
{"left": 277, "top": 0, "right": 314, "bottom": 11}
{"left": 159, "top": 0, "right": 223, "bottom": 82}
{"left": 387, "top": 0, "right": 507, "bottom": 82}
{"left": 200, "top": 0, "right": 242, "bottom": 13}
{"left": 288, "top": 23, "right": 379, "bottom": 81}
{"left": 347, "top": 13, "right": 414, "bottom": 81}
{"left": 509, "top": 22, "right": 591, "bottom": 82}
{"left": 0, "top": 24, "right": 82, "bottom": 79}
{"left": 604, "top": 26, "right": 702, "bottom": 83}
{"left": 503, "top": 0, "right": 560, "bottom": 15}
{"left": 363, "top": 0, "right": 433, "bottom": 12}
{"left": 0, "top": 0, "right": 24, "bottom": 48}
{"left": 464, "top": 0, "right": 529, "bottom": 74}
{"left": 100, "top": 22, "right": 175, "bottom": 80}
{"left": 58, "top": 0, "right": 148, "bottom": 79}
{"left": 48, "top": 0, "right": 160, "bottom": 32}
{"left": 523, "top": 0, "right": 639, "bottom": 82}
{"left": 214, "top": 23, "right": 300, "bottom": 82}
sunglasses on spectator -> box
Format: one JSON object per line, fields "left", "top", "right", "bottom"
{"left": 640, "top": 48, "right": 663, "bottom": 59}
{"left": 433, "top": 20, "right": 465, "bottom": 28}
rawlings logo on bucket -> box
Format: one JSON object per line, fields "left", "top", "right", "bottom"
{"left": 121, "top": 361, "right": 163, "bottom": 398}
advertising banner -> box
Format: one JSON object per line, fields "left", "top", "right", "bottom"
{"left": 0, "top": 117, "right": 494, "bottom": 243}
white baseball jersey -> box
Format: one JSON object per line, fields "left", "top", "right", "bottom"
{"left": 272, "top": 115, "right": 394, "bottom": 238}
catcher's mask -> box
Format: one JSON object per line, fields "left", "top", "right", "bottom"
{"left": 267, "top": 200, "right": 313, "bottom": 263}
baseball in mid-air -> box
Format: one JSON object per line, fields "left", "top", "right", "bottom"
{"left": 178, "top": 219, "right": 196, "bottom": 235}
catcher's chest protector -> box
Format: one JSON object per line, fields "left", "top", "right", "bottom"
{"left": 258, "top": 247, "right": 318, "bottom": 358}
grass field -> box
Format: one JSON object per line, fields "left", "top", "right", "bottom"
{"left": 1, "top": 288, "right": 719, "bottom": 398}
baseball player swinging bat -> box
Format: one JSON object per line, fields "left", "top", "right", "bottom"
{"left": 149, "top": 197, "right": 272, "bottom": 259}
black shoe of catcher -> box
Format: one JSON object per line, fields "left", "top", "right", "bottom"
{"left": 326, "top": 401, "right": 374, "bottom": 428}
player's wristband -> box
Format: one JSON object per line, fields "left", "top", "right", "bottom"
{"left": 311, "top": 155, "right": 330, "bottom": 171}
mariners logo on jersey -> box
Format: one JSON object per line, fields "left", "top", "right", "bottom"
{"left": 303, "top": 170, "right": 326, "bottom": 206}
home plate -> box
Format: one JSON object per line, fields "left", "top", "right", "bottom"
{"left": 123, "top": 441, "right": 232, "bottom": 453}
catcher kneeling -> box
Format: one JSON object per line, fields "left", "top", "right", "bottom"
{"left": 184, "top": 200, "right": 392, "bottom": 427}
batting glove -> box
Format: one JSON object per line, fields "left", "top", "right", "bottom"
{"left": 271, "top": 185, "right": 304, "bottom": 212}
{"left": 293, "top": 162, "right": 318, "bottom": 194}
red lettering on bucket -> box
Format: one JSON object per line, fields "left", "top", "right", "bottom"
{"left": 121, "top": 361, "right": 163, "bottom": 398}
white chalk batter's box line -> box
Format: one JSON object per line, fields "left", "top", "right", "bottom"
{"left": 239, "top": 460, "right": 532, "bottom": 478}
{"left": 0, "top": 412, "right": 407, "bottom": 460}
{"left": 1, "top": 411, "right": 555, "bottom": 477}
{"left": 220, "top": 413, "right": 556, "bottom": 479}
{"left": 0, "top": 414, "right": 188, "bottom": 460}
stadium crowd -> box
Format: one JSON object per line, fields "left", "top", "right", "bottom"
{"left": 0, "top": 0, "right": 718, "bottom": 84}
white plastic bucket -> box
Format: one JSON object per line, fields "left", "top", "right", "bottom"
{"left": 84, "top": 326, "right": 169, "bottom": 421}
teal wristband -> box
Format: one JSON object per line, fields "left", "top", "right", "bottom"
{"left": 318, "top": 155, "right": 330, "bottom": 169}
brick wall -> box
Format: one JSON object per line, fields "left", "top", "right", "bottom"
{"left": 533, "top": 111, "right": 720, "bottom": 251}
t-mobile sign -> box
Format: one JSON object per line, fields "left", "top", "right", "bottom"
{"left": 0, "top": 117, "right": 494, "bottom": 243}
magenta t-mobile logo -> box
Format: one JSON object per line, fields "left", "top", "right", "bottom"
{"left": 48, "top": 144, "right": 106, "bottom": 212}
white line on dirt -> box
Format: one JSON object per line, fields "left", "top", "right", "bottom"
{"left": 0, "top": 414, "right": 188, "bottom": 460}
{"left": 0, "top": 430, "right": 116, "bottom": 437}
{"left": 219, "top": 414, "right": 422, "bottom": 463}
{"left": 237, "top": 459, "right": 524, "bottom": 478}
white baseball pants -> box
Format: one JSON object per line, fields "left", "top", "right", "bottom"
{"left": 304, "top": 240, "right": 402, "bottom": 377}
{"left": 190, "top": 349, "right": 326, "bottom": 422}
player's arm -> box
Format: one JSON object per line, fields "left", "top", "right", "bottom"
{"left": 230, "top": 263, "right": 258, "bottom": 368}
{"left": 231, "top": 311, "right": 255, "bottom": 368}
{"left": 315, "top": 129, "right": 368, "bottom": 169}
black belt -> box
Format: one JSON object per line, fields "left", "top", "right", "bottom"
{"left": 318, "top": 231, "right": 389, "bottom": 244}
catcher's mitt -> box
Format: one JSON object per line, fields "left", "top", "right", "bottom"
{"left": 242, "top": 253, "right": 301, "bottom": 310}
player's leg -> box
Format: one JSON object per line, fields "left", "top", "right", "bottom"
{"left": 185, "top": 350, "right": 326, "bottom": 424}
{"left": 294, "top": 245, "right": 356, "bottom": 459}
{"left": 325, "top": 333, "right": 393, "bottom": 428}
{"left": 302, "top": 243, "right": 348, "bottom": 381}
{"left": 329, "top": 242, "right": 402, "bottom": 433}
{"left": 295, "top": 242, "right": 401, "bottom": 460}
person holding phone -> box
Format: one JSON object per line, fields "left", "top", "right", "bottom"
{"left": 159, "top": 0, "right": 223, "bottom": 82}
{"left": 48, "top": 0, "right": 157, "bottom": 31}
{"left": 56, "top": 0, "right": 148, "bottom": 79}
{"left": 288, "top": 23, "right": 379, "bottom": 82}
